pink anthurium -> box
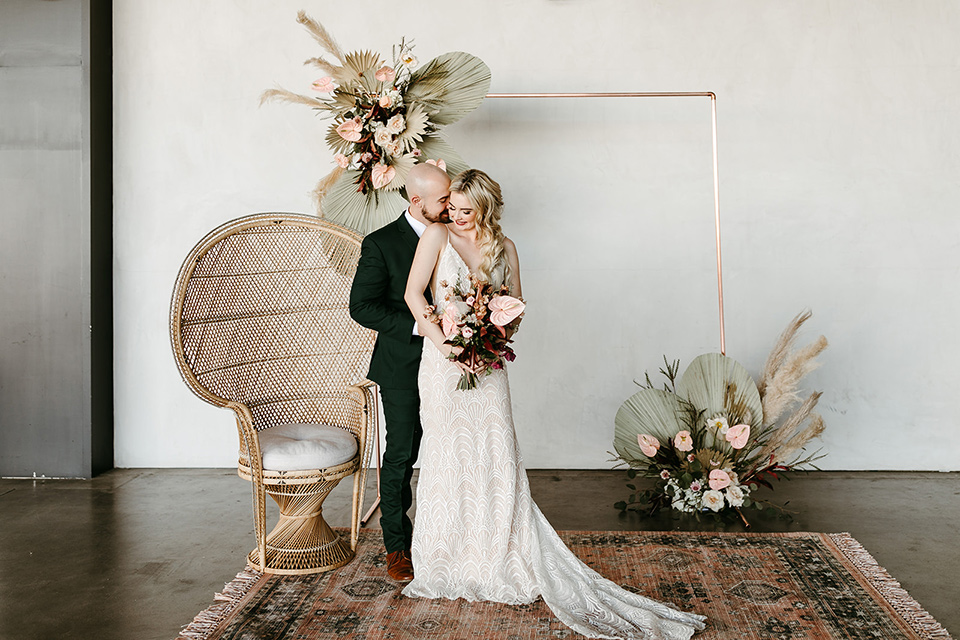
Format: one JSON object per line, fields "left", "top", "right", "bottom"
{"left": 371, "top": 163, "right": 396, "bottom": 189}
{"left": 637, "top": 434, "right": 660, "bottom": 458}
{"left": 725, "top": 424, "right": 751, "bottom": 450}
{"left": 708, "top": 469, "right": 732, "bottom": 491}
{"left": 488, "top": 295, "right": 525, "bottom": 326}
{"left": 673, "top": 430, "right": 693, "bottom": 452}
{"left": 441, "top": 303, "right": 459, "bottom": 337}
{"left": 336, "top": 117, "right": 363, "bottom": 142}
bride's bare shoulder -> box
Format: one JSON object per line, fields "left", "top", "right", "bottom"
{"left": 503, "top": 236, "right": 519, "bottom": 257}
{"left": 420, "top": 222, "right": 448, "bottom": 245}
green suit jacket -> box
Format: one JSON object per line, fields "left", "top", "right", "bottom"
{"left": 349, "top": 213, "right": 428, "bottom": 390}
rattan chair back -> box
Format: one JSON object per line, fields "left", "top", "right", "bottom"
{"left": 170, "top": 213, "right": 375, "bottom": 433}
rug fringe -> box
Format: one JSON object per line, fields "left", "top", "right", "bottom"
{"left": 176, "top": 566, "right": 263, "bottom": 640}
{"left": 829, "top": 533, "right": 954, "bottom": 640}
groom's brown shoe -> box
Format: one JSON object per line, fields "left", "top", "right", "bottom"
{"left": 386, "top": 550, "right": 414, "bottom": 582}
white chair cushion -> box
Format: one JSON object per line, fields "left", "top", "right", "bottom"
{"left": 258, "top": 423, "right": 358, "bottom": 472}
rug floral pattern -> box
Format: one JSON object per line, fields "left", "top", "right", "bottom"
{"left": 183, "top": 531, "right": 948, "bottom": 640}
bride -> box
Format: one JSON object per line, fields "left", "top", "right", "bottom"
{"left": 402, "top": 169, "right": 706, "bottom": 640}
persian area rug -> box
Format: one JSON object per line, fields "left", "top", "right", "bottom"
{"left": 177, "top": 530, "right": 951, "bottom": 640}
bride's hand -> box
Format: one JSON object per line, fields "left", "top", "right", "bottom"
{"left": 444, "top": 345, "right": 474, "bottom": 373}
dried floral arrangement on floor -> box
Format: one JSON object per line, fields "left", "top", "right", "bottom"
{"left": 612, "top": 311, "right": 828, "bottom": 524}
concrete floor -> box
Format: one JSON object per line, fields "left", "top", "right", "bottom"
{"left": 0, "top": 470, "right": 957, "bottom": 640}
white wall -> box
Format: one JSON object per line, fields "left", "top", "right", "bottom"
{"left": 114, "top": 1, "right": 960, "bottom": 470}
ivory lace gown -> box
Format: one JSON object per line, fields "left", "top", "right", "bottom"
{"left": 402, "top": 242, "right": 707, "bottom": 640}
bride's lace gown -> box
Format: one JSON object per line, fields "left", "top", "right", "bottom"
{"left": 401, "top": 242, "right": 707, "bottom": 640}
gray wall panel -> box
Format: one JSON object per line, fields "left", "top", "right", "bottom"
{"left": 0, "top": 0, "right": 107, "bottom": 477}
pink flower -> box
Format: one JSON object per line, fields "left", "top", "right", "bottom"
{"left": 375, "top": 66, "right": 396, "bottom": 83}
{"left": 690, "top": 480, "right": 703, "bottom": 492}
{"left": 708, "top": 469, "right": 732, "bottom": 491}
{"left": 660, "top": 470, "right": 671, "bottom": 480}
{"left": 336, "top": 117, "right": 363, "bottom": 142}
{"left": 334, "top": 153, "right": 350, "bottom": 169}
{"left": 441, "top": 303, "right": 459, "bottom": 337}
{"left": 725, "top": 424, "right": 751, "bottom": 450}
{"left": 637, "top": 434, "right": 660, "bottom": 458}
{"left": 425, "top": 158, "right": 447, "bottom": 171}
{"left": 412, "top": 148, "right": 422, "bottom": 157}
{"left": 371, "top": 163, "right": 396, "bottom": 189}
{"left": 673, "top": 430, "right": 693, "bottom": 452}
{"left": 311, "top": 77, "right": 335, "bottom": 92}
{"left": 465, "top": 296, "right": 475, "bottom": 306}
{"left": 687, "top": 453, "right": 696, "bottom": 463}
{"left": 379, "top": 93, "right": 394, "bottom": 108}
{"left": 488, "top": 295, "right": 525, "bottom": 326}
{"left": 461, "top": 326, "right": 474, "bottom": 339}
{"left": 360, "top": 152, "right": 373, "bottom": 164}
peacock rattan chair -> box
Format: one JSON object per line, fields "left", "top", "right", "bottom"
{"left": 169, "top": 213, "right": 377, "bottom": 575}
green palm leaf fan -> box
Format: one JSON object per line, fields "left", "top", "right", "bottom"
{"left": 405, "top": 52, "right": 492, "bottom": 125}
{"left": 675, "top": 353, "right": 763, "bottom": 451}
{"left": 613, "top": 389, "right": 686, "bottom": 470}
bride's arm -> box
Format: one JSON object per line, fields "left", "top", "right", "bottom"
{"left": 504, "top": 237, "right": 522, "bottom": 298}
{"left": 404, "top": 225, "right": 459, "bottom": 357}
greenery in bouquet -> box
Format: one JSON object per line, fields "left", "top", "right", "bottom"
{"left": 424, "top": 274, "right": 525, "bottom": 391}
{"left": 262, "top": 12, "right": 491, "bottom": 234}
{"left": 611, "top": 312, "right": 828, "bottom": 525}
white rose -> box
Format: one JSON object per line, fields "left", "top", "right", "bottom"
{"left": 386, "top": 114, "right": 405, "bottom": 134}
{"left": 374, "top": 127, "right": 393, "bottom": 147}
{"left": 385, "top": 141, "right": 402, "bottom": 157}
{"left": 725, "top": 485, "right": 745, "bottom": 507}
{"left": 702, "top": 489, "right": 725, "bottom": 512}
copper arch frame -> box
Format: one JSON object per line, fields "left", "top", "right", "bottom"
{"left": 361, "top": 91, "right": 726, "bottom": 527}
{"left": 486, "top": 92, "right": 726, "bottom": 356}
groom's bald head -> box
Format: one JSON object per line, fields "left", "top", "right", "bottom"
{"left": 407, "top": 163, "right": 451, "bottom": 224}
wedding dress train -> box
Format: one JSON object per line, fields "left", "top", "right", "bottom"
{"left": 402, "top": 241, "right": 706, "bottom": 640}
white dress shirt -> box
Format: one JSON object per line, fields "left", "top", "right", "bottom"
{"left": 404, "top": 208, "right": 427, "bottom": 335}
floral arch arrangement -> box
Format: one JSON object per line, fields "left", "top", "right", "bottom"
{"left": 262, "top": 12, "right": 491, "bottom": 234}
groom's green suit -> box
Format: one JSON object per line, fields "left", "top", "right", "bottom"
{"left": 349, "top": 212, "right": 426, "bottom": 554}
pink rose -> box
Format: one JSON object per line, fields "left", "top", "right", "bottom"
{"left": 371, "top": 163, "right": 396, "bottom": 189}
{"left": 441, "top": 303, "right": 459, "bottom": 337}
{"left": 660, "top": 470, "right": 671, "bottom": 480}
{"left": 461, "top": 326, "right": 474, "bottom": 339}
{"left": 725, "top": 424, "right": 751, "bottom": 450}
{"left": 374, "top": 66, "right": 396, "bottom": 83}
{"left": 311, "top": 77, "right": 336, "bottom": 92}
{"left": 360, "top": 152, "right": 373, "bottom": 164}
{"left": 488, "top": 295, "right": 525, "bottom": 326}
{"left": 637, "top": 434, "right": 660, "bottom": 458}
{"left": 334, "top": 153, "right": 350, "bottom": 169}
{"left": 336, "top": 117, "right": 363, "bottom": 142}
{"left": 708, "top": 469, "right": 732, "bottom": 491}
{"left": 690, "top": 480, "right": 703, "bottom": 492}
{"left": 378, "top": 94, "right": 393, "bottom": 108}
{"left": 673, "top": 430, "right": 693, "bottom": 452}
{"left": 425, "top": 158, "right": 447, "bottom": 171}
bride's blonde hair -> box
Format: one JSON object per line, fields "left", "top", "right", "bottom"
{"left": 450, "top": 169, "right": 507, "bottom": 285}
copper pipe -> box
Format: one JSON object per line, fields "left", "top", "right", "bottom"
{"left": 485, "top": 92, "right": 726, "bottom": 355}
{"left": 360, "top": 390, "right": 382, "bottom": 526}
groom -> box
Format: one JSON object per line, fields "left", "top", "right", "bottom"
{"left": 349, "top": 163, "right": 451, "bottom": 582}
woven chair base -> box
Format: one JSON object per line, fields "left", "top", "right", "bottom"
{"left": 248, "top": 487, "right": 355, "bottom": 575}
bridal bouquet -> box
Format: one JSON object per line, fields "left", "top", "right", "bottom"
{"left": 424, "top": 275, "right": 525, "bottom": 390}
{"left": 612, "top": 312, "right": 828, "bottom": 524}
{"left": 261, "top": 12, "right": 491, "bottom": 234}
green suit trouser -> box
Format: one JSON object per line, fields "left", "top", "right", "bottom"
{"left": 378, "top": 387, "right": 423, "bottom": 554}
